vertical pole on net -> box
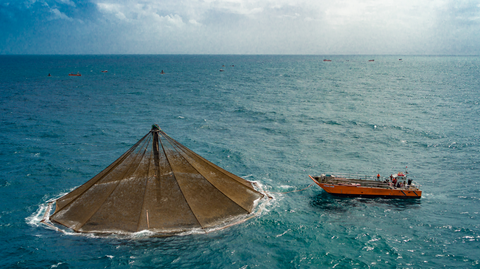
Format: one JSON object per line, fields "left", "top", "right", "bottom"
{"left": 151, "top": 124, "right": 161, "bottom": 178}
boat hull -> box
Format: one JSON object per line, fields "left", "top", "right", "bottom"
{"left": 310, "top": 175, "right": 421, "bottom": 198}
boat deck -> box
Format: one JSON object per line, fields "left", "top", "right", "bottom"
{"left": 311, "top": 175, "right": 421, "bottom": 192}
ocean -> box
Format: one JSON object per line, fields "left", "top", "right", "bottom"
{"left": 1, "top": 55, "right": 479, "bottom": 268}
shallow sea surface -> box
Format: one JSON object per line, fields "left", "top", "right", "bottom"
{"left": 1, "top": 55, "right": 480, "bottom": 268}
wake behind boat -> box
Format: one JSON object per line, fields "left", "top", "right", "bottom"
{"left": 309, "top": 168, "right": 421, "bottom": 198}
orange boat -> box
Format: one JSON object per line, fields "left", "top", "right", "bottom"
{"left": 68, "top": 72, "right": 81, "bottom": 76}
{"left": 309, "top": 169, "right": 421, "bottom": 198}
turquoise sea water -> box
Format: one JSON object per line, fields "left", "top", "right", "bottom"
{"left": 1, "top": 55, "right": 480, "bottom": 268}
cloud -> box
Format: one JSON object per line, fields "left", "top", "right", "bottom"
{"left": 96, "top": 2, "right": 185, "bottom": 27}
{"left": 201, "top": 0, "right": 265, "bottom": 16}
{"left": 57, "top": 0, "right": 76, "bottom": 7}
{"left": 96, "top": 3, "right": 127, "bottom": 20}
{"left": 1, "top": 0, "right": 480, "bottom": 54}
{"left": 443, "top": 0, "right": 480, "bottom": 25}
{"left": 188, "top": 19, "right": 201, "bottom": 26}
{"left": 50, "top": 7, "right": 73, "bottom": 21}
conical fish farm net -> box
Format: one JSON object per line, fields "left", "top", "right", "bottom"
{"left": 45, "top": 125, "right": 264, "bottom": 235}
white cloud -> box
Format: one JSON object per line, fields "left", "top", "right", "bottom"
{"left": 50, "top": 7, "right": 73, "bottom": 21}
{"left": 6, "top": 0, "right": 478, "bottom": 54}
{"left": 56, "top": 0, "right": 76, "bottom": 7}
{"left": 96, "top": 2, "right": 186, "bottom": 27}
{"left": 96, "top": 3, "right": 127, "bottom": 22}
{"left": 201, "top": 0, "right": 265, "bottom": 16}
{"left": 189, "top": 19, "right": 201, "bottom": 26}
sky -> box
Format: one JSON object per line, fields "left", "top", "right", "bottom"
{"left": 1, "top": 0, "right": 480, "bottom": 55}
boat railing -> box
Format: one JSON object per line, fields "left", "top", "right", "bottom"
{"left": 322, "top": 173, "right": 380, "bottom": 181}
{"left": 317, "top": 173, "right": 419, "bottom": 190}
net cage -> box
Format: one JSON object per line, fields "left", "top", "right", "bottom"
{"left": 42, "top": 125, "right": 265, "bottom": 235}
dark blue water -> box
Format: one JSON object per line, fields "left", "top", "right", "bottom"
{"left": 1, "top": 55, "right": 480, "bottom": 268}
